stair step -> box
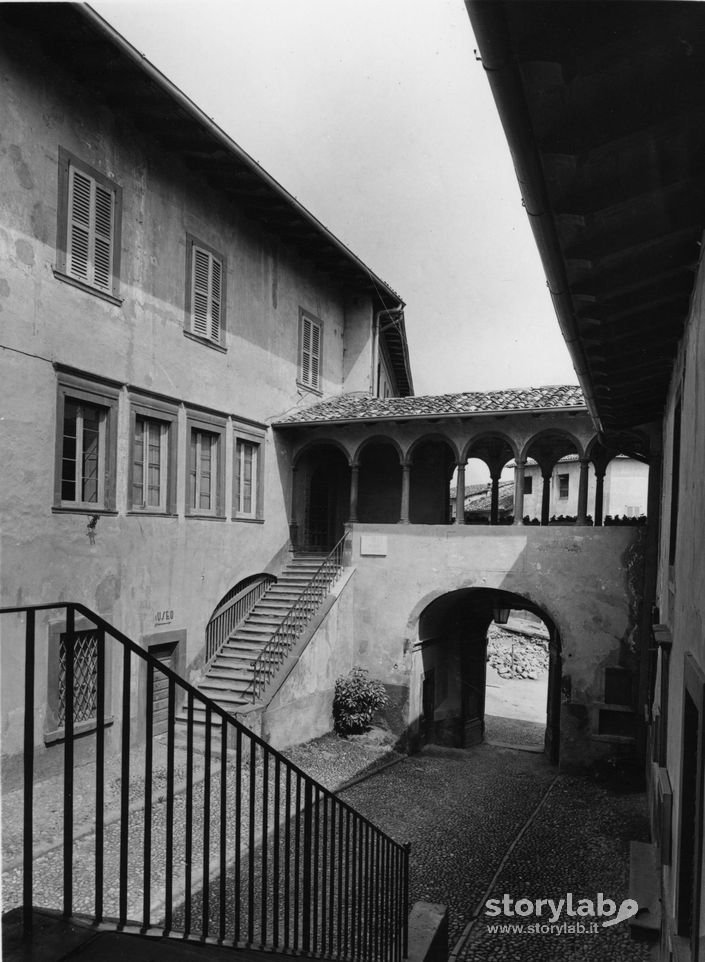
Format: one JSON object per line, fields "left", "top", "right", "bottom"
{"left": 199, "top": 675, "right": 252, "bottom": 698}
{"left": 208, "top": 665, "right": 253, "bottom": 680}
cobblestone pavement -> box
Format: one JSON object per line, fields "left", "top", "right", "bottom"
{"left": 484, "top": 714, "right": 545, "bottom": 749}
{"left": 338, "top": 745, "right": 653, "bottom": 962}
{"left": 3, "top": 735, "right": 653, "bottom": 961}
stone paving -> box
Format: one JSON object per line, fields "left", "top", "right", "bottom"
{"left": 3, "top": 733, "right": 654, "bottom": 961}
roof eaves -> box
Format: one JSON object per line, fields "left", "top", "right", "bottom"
{"left": 273, "top": 402, "right": 588, "bottom": 428}
{"left": 79, "top": 3, "right": 404, "bottom": 310}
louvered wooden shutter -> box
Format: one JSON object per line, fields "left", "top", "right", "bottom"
{"left": 68, "top": 169, "right": 91, "bottom": 282}
{"left": 191, "top": 246, "right": 223, "bottom": 343}
{"left": 310, "top": 320, "right": 320, "bottom": 389}
{"left": 301, "top": 317, "right": 312, "bottom": 385}
{"left": 301, "top": 315, "right": 321, "bottom": 388}
{"left": 93, "top": 185, "right": 113, "bottom": 291}
{"left": 67, "top": 167, "right": 114, "bottom": 291}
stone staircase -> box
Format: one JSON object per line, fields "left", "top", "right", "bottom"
{"left": 182, "top": 553, "right": 329, "bottom": 726}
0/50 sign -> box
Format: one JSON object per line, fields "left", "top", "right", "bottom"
{"left": 154, "top": 609, "right": 174, "bottom": 626}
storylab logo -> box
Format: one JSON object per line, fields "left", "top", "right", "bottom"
{"left": 484, "top": 893, "right": 639, "bottom": 936}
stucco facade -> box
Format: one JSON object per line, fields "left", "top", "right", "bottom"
{"left": 0, "top": 10, "right": 410, "bottom": 763}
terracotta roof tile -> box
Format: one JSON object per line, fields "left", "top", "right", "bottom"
{"left": 274, "top": 385, "right": 585, "bottom": 425}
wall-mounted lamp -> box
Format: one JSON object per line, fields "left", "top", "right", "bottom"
{"left": 492, "top": 604, "right": 511, "bottom": 625}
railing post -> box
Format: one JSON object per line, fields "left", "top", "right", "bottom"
{"left": 402, "top": 842, "right": 410, "bottom": 959}
{"left": 23, "top": 609, "right": 36, "bottom": 936}
{"left": 63, "top": 605, "right": 75, "bottom": 919}
{"left": 302, "top": 779, "right": 313, "bottom": 951}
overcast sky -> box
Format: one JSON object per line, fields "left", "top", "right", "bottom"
{"left": 93, "top": 0, "right": 578, "bottom": 398}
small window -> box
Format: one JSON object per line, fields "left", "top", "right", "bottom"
{"left": 55, "top": 149, "right": 122, "bottom": 301}
{"left": 186, "top": 412, "right": 226, "bottom": 518}
{"left": 185, "top": 235, "right": 226, "bottom": 348}
{"left": 232, "top": 421, "right": 266, "bottom": 522}
{"left": 235, "top": 439, "right": 258, "bottom": 517}
{"left": 523, "top": 476, "right": 533, "bottom": 495}
{"left": 191, "top": 429, "right": 218, "bottom": 512}
{"left": 54, "top": 371, "right": 119, "bottom": 513}
{"left": 558, "top": 474, "right": 569, "bottom": 499}
{"left": 298, "top": 310, "right": 322, "bottom": 392}
{"left": 128, "top": 396, "right": 178, "bottom": 514}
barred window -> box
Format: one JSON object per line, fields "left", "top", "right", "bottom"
{"left": 58, "top": 629, "right": 99, "bottom": 726}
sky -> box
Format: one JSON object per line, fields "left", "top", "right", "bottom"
{"left": 93, "top": 0, "right": 578, "bottom": 398}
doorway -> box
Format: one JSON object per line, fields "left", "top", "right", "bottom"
{"left": 413, "top": 588, "right": 561, "bottom": 762}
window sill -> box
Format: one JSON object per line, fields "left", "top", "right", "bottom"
{"left": 232, "top": 516, "right": 265, "bottom": 524}
{"left": 53, "top": 268, "right": 123, "bottom": 306}
{"left": 183, "top": 330, "right": 227, "bottom": 353}
{"left": 52, "top": 506, "right": 119, "bottom": 516}
{"left": 296, "top": 381, "right": 323, "bottom": 396}
{"left": 45, "top": 716, "right": 114, "bottom": 745}
{"left": 185, "top": 513, "right": 227, "bottom": 521}
{"left": 127, "top": 511, "right": 179, "bottom": 518}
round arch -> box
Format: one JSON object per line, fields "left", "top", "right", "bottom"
{"left": 357, "top": 437, "right": 404, "bottom": 523}
{"left": 408, "top": 586, "right": 562, "bottom": 762}
{"left": 292, "top": 442, "right": 351, "bottom": 551}
{"left": 406, "top": 432, "right": 460, "bottom": 464}
{"left": 407, "top": 435, "right": 458, "bottom": 525}
{"left": 520, "top": 428, "right": 584, "bottom": 464}
{"left": 353, "top": 433, "right": 404, "bottom": 466}
{"left": 292, "top": 437, "right": 353, "bottom": 470}
{"left": 462, "top": 431, "right": 519, "bottom": 467}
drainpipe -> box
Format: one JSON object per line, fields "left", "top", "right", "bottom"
{"left": 372, "top": 306, "right": 404, "bottom": 396}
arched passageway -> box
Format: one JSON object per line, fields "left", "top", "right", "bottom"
{"left": 293, "top": 443, "right": 350, "bottom": 551}
{"left": 412, "top": 588, "right": 561, "bottom": 763}
{"left": 357, "top": 440, "right": 402, "bottom": 523}
{"left": 409, "top": 438, "right": 456, "bottom": 524}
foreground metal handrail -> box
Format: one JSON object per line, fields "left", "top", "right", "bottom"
{"left": 3, "top": 600, "right": 408, "bottom": 961}
{"left": 250, "top": 533, "right": 348, "bottom": 702}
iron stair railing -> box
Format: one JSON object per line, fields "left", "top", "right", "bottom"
{"left": 250, "top": 533, "right": 348, "bottom": 702}
{"left": 3, "top": 601, "right": 409, "bottom": 961}
{"left": 205, "top": 574, "right": 276, "bottom": 665}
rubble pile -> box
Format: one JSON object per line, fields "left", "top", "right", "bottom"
{"left": 487, "top": 625, "right": 549, "bottom": 679}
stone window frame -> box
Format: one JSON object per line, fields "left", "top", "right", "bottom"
{"left": 297, "top": 308, "right": 323, "bottom": 394}
{"left": 232, "top": 419, "right": 266, "bottom": 523}
{"left": 53, "top": 147, "right": 123, "bottom": 305}
{"left": 185, "top": 408, "right": 227, "bottom": 520}
{"left": 52, "top": 368, "right": 120, "bottom": 516}
{"left": 184, "top": 233, "right": 227, "bottom": 352}
{"left": 45, "top": 615, "right": 114, "bottom": 745}
{"left": 127, "top": 392, "right": 179, "bottom": 516}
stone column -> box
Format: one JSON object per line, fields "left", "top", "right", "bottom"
{"left": 349, "top": 463, "right": 359, "bottom": 523}
{"left": 513, "top": 458, "right": 526, "bottom": 525}
{"left": 594, "top": 471, "right": 605, "bottom": 526}
{"left": 541, "top": 472, "right": 552, "bottom": 526}
{"left": 399, "top": 460, "right": 411, "bottom": 524}
{"left": 455, "top": 462, "right": 466, "bottom": 525}
{"left": 490, "top": 474, "right": 500, "bottom": 525}
{"left": 577, "top": 458, "right": 590, "bottom": 525}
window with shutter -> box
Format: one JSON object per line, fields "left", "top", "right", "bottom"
{"left": 56, "top": 149, "right": 121, "bottom": 300}
{"left": 185, "top": 412, "right": 226, "bottom": 518}
{"left": 186, "top": 237, "right": 226, "bottom": 347}
{"left": 54, "top": 371, "right": 119, "bottom": 514}
{"left": 132, "top": 416, "right": 168, "bottom": 510}
{"left": 128, "top": 395, "right": 178, "bottom": 515}
{"left": 298, "top": 310, "right": 323, "bottom": 391}
{"left": 235, "top": 439, "right": 258, "bottom": 517}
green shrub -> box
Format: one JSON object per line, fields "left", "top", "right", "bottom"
{"left": 333, "top": 667, "right": 389, "bottom": 736}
